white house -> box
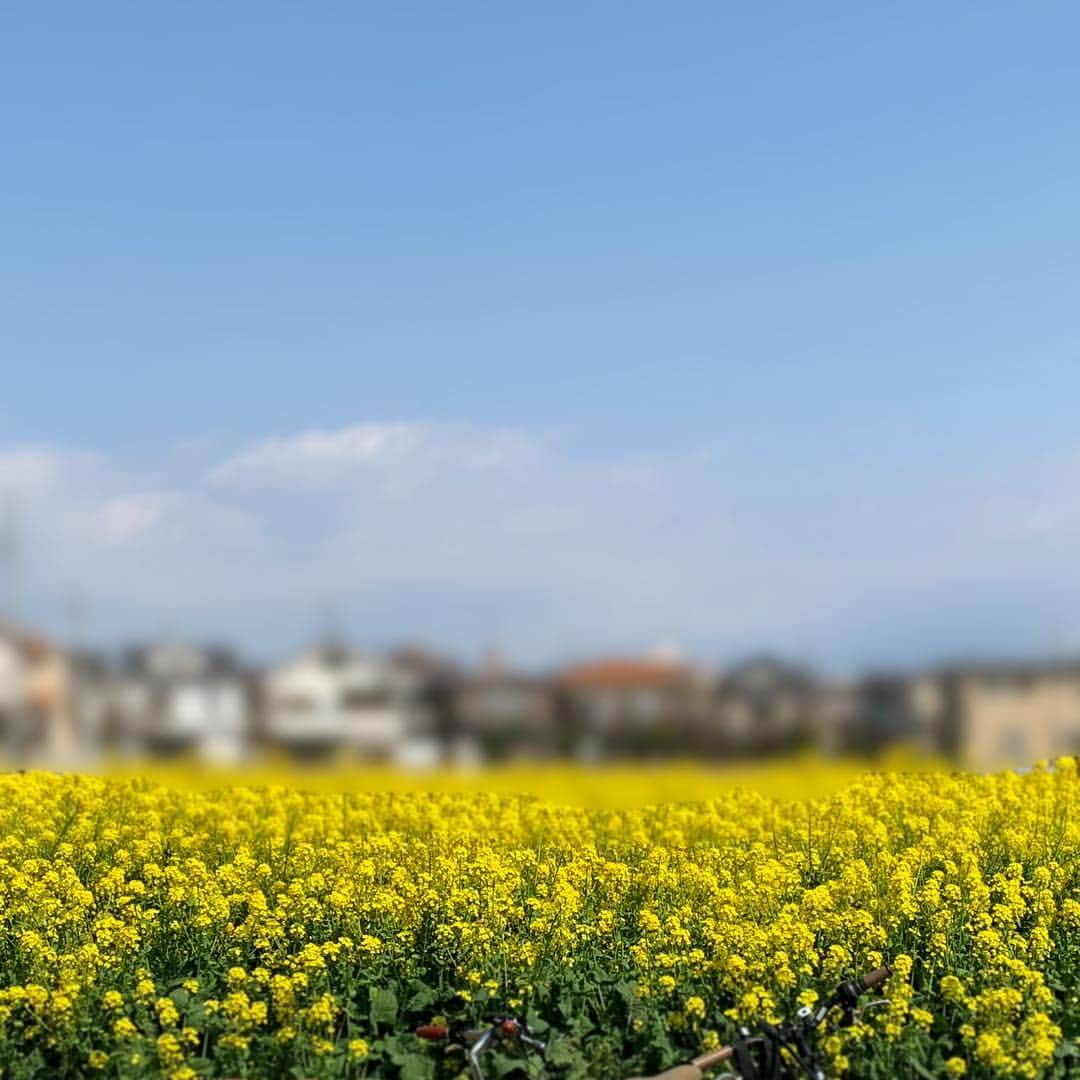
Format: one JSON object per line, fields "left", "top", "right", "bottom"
{"left": 262, "top": 643, "right": 437, "bottom": 764}
{"left": 116, "top": 641, "right": 251, "bottom": 763}
{"left": 0, "top": 623, "right": 26, "bottom": 755}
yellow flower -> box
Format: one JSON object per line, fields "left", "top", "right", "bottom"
{"left": 684, "top": 996, "right": 706, "bottom": 1020}
{"left": 910, "top": 1007, "right": 933, "bottom": 1029}
{"left": 156, "top": 1033, "right": 184, "bottom": 1068}
{"left": 157, "top": 997, "right": 180, "bottom": 1028}
{"left": 0, "top": 759, "right": 1071, "bottom": 1075}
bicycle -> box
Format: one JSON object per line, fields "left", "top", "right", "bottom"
{"left": 628, "top": 964, "right": 894, "bottom": 1080}
{"left": 416, "top": 1015, "right": 547, "bottom": 1080}
{"left": 416, "top": 963, "right": 893, "bottom": 1079}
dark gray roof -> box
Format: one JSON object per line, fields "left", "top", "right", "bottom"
{"left": 717, "top": 654, "right": 817, "bottom": 696}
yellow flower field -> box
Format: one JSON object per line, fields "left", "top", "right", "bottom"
{"left": 0, "top": 759, "right": 1075, "bottom": 1078}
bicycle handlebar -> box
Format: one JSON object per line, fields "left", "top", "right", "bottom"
{"left": 690, "top": 1045, "right": 734, "bottom": 1069}
{"left": 416, "top": 1024, "right": 450, "bottom": 1040}
{"left": 857, "top": 964, "right": 893, "bottom": 992}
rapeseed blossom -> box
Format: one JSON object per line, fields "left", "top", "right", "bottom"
{"left": 0, "top": 760, "right": 1072, "bottom": 1076}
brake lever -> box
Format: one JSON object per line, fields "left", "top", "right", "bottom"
{"left": 855, "top": 998, "right": 890, "bottom": 1018}
{"left": 467, "top": 1028, "right": 496, "bottom": 1080}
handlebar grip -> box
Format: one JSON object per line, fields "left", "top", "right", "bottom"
{"left": 626, "top": 1067, "right": 704, "bottom": 1080}
{"left": 692, "top": 1046, "right": 734, "bottom": 1068}
{"left": 859, "top": 964, "right": 893, "bottom": 991}
{"left": 416, "top": 1024, "right": 450, "bottom": 1040}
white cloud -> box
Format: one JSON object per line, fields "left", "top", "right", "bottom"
{"left": 7, "top": 425, "right": 1080, "bottom": 666}
{"left": 209, "top": 423, "right": 421, "bottom": 488}
{"left": 98, "top": 492, "right": 181, "bottom": 544}
{"left": 0, "top": 446, "right": 100, "bottom": 496}
{"left": 208, "top": 422, "right": 538, "bottom": 490}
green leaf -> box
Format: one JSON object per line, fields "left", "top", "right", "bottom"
{"left": 371, "top": 986, "right": 399, "bottom": 1027}
{"left": 398, "top": 1052, "right": 435, "bottom": 1080}
{"left": 525, "top": 1008, "right": 550, "bottom": 1034}
{"left": 909, "top": 1063, "right": 940, "bottom": 1079}
{"left": 380, "top": 1034, "right": 407, "bottom": 1064}
{"left": 406, "top": 984, "right": 438, "bottom": 1012}
{"left": 544, "top": 1033, "right": 579, "bottom": 1069}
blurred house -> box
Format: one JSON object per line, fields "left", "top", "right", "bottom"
{"left": 827, "top": 672, "right": 944, "bottom": 756}
{"left": 385, "top": 645, "right": 459, "bottom": 762}
{"left": 453, "top": 654, "right": 556, "bottom": 761}
{"left": 262, "top": 642, "right": 439, "bottom": 765}
{"left": 557, "top": 656, "right": 711, "bottom": 758}
{"left": 22, "top": 635, "right": 76, "bottom": 758}
{"left": 710, "top": 655, "right": 820, "bottom": 755}
{"left": 0, "top": 625, "right": 115, "bottom": 765}
{"left": 115, "top": 641, "right": 251, "bottom": 762}
{"left": 65, "top": 650, "right": 113, "bottom": 757}
{"left": 813, "top": 678, "right": 860, "bottom": 755}
{"left": 9, "top": 608, "right": 1080, "bottom": 771}
{"left": 0, "top": 622, "right": 26, "bottom": 753}
{"left": 936, "top": 661, "right": 1080, "bottom": 770}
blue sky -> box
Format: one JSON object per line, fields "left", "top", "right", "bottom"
{"left": 3, "top": 4, "right": 1080, "bottom": 670}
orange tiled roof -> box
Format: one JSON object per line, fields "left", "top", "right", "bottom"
{"left": 559, "top": 658, "right": 691, "bottom": 690}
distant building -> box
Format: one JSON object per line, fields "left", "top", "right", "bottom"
{"left": 844, "top": 673, "right": 924, "bottom": 754}
{"left": 0, "top": 622, "right": 96, "bottom": 762}
{"left": 937, "top": 661, "right": 1080, "bottom": 770}
{"left": 67, "top": 650, "right": 114, "bottom": 755}
{"left": 385, "top": 645, "right": 458, "bottom": 759}
{"left": 823, "top": 660, "right": 1080, "bottom": 770}
{"left": 822, "top": 672, "right": 946, "bottom": 756}
{"left": 557, "top": 656, "right": 710, "bottom": 757}
{"left": 0, "top": 622, "right": 26, "bottom": 754}
{"left": 454, "top": 660, "right": 556, "bottom": 761}
{"left": 15, "top": 629, "right": 78, "bottom": 759}
{"left": 262, "top": 643, "right": 438, "bottom": 765}
{"left": 711, "top": 655, "right": 820, "bottom": 754}
{"left": 115, "top": 641, "right": 251, "bottom": 762}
